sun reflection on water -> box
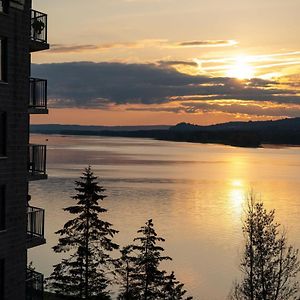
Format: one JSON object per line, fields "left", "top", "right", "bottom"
{"left": 229, "top": 179, "right": 246, "bottom": 216}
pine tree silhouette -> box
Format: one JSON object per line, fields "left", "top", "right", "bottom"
{"left": 161, "top": 271, "right": 193, "bottom": 300}
{"left": 47, "top": 166, "right": 119, "bottom": 299}
{"left": 116, "top": 219, "right": 192, "bottom": 299}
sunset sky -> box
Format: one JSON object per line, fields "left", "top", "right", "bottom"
{"left": 31, "top": 0, "right": 300, "bottom": 125}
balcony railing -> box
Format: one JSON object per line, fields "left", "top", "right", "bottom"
{"left": 26, "top": 269, "right": 44, "bottom": 300}
{"left": 30, "top": 9, "right": 49, "bottom": 51}
{"left": 27, "top": 206, "right": 45, "bottom": 239}
{"left": 10, "top": 0, "right": 25, "bottom": 10}
{"left": 29, "top": 78, "right": 48, "bottom": 112}
{"left": 28, "top": 144, "right": 47, "bottom": 180}
{"left": 0, "top": 0, "right": 9, "bottom": 13}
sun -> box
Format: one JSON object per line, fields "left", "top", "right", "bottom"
{"left": 226, "top": 56, "right": 255, "bottom": 79}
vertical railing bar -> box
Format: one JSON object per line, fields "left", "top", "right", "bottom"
{"left": 45, "top": 79, "right": 47, "bottom": 109}
{"left": 40, "top": 146, "right": 42, "bottom": 172}
{"left": 44, "top": 145, "right": 46, "bottom": 175}
{"left": 32, "top": 145, "right": 35, "bottom": 175}
{"left": 31, "top": 209, "right": 33, "bottom": 236}
{"left": 33, "top": 78, "right": 36, "bottom": 107}
{"left": 42, "top": 209, "right": 44, "bottom": 236}
{"left": 45, "top": 14, "right": 47, "bottom": 43}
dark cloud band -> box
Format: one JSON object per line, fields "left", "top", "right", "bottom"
{"left": 31, "top": 61, "right": 300, "bottom": 117}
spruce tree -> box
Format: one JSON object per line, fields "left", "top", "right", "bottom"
{"left": 132, "top": 219, "right": 171, "bottom": 299}
{"left": 47, "top": 166, "right": 119, "bottom": 299}
{"left": 115, "top": 246, "right": 139, "bottom": 300}
{"left": 161, "top": 271, "right": 193, "bottom": 300}
{"left": 230, "top": 194, "right": 300, "bottom": 300}
{"left": 116, "top": 219, "right": 192, "bottom": 300}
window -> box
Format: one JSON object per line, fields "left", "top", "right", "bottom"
{"left": 0, "top": 259, "right": 4, "bottom": 299}
{"left": 0, "top": 38, "right": 7, "bottom": 82}
{"left": 0, "top": 186, "right": 5, "bottom": 231}
{"left": 0, "top": 112, "right": 6, "bottom": 157}
{"left": 0, "top": 0, "right": 8, "bottom": 13}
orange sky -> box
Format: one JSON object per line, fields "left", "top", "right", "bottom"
{"left": 32, "top": 108, "right": 275, "bottom": 126}
{"left": 31, "top": 0, "right": 300, "bottom": 125}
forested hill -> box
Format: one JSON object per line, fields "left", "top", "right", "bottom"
{"left": 170, "top": 118, "right": 300, "bottom": 132}
{"left": 31, "top": 118, "right": 300, "bottom": 148}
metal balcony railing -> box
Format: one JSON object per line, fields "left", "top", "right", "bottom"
{"left": 26, "top": 269, "right": 44, "bottom": 300}
{"left": 28, "top": 144, "right": 47, "bottom": 179}
{"left": 31, "top": 9, "right": 48, "bottom": 44}
{"left": 27, "top": 206, "right": 45, "bottom": 239}
{"left": 29, "top": 78, "right": 47, "bottom": 111}
{"left": 0, "top": 0, "right": 9, "bottom": 13}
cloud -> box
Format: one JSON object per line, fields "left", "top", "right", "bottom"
{"left": 158, "top": 60, "right": 198, "bottom": 67}
{"left": 127, "top": 101, "right": 300, "bottom": 118}
{"left": 179, "top": 101, "right": 300, "bottom": 118}
{"left": 50, "top": 42, "right": 145, "bottom": 53}
{"left": 31, "top": 61, "right": 300, "bottom": 118}
{"left": 49, "top": 39, "right": 237, "bottom": 54}
{"left": 176, "top": 40, "right": 238, "bottom": 48}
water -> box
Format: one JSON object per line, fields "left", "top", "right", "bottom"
{"left": 28, "top": 134, "right": 300, "bottom": 299}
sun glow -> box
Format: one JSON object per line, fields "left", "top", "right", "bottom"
{"left": 229, "top": 179, "right": 245, "bottom": 216}
{"left": 226, "top": 56, "right": 255, "bottom": 79}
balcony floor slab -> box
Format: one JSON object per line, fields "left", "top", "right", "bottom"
{"left": 30, "top": 41, "right": 50, "bottom": 52}
{"left": 28, "top": 174, "right": 48, "bottom": 181}
{"left": 26, "top": 235, "right": 46, "bottom": 249}
{"left": 28, "top": 108, "right": 49, "bottom": 114}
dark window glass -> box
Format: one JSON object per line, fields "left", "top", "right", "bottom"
{"left": 0, "top": 112, "right": 6, "bottom": 157}
{"left": 0, "top": 259, "right": 4, "bottom": 299}
{"left": 0, "top": 0, "right": 9, "bottom": 13}
{"left": 0, "top": 186, "right": 5, "bottom": 230}
{"left": 0, "top": 38, "right": 7, "bottom": 82}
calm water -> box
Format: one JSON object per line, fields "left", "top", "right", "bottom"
{"left": 28, "top": 134, "right": 300, "bottom": 300}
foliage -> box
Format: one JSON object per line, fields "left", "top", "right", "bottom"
{"left": 230, "top": 194, "right": 300, "bottom": 300}
{"left": 160, "top": 271, "right": 193, "bottom": 300}
{"left": 116, "top": 219, "right": 192, "bottom": 300}
{"left": 115, "top": 245, "right": 140, "bottom": 300}
{"left": 46, "top": 166, "right": 119, "bottom": 299}
{"left": 131, "top": 219, "right": 171, "bottom": 299}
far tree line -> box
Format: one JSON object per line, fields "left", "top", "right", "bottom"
{"left": 44, "top": 167, "right": 300, "bottom": 300}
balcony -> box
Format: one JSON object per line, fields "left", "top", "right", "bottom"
{"left": 28, "top": 144, "right": 47, "bottom": 181}
{"left": 0, "top": 0, "right": 9, "bottom": 13}
{"left": 27, "top": 206, "right": 46, "bottom": 248}
{"left": 29, "top": 78, "right": 48, "bottom": 114}
{"left": 30, "top": 9, "right": 49, "bottom": 52}
{"left": 10, "top": 0, "right": 25, "bottom": 10}
{"left": 26, "top": 269, "right": 44, "bottom": 300}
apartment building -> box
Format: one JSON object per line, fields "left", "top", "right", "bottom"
{"left": 0, "top": 0, "right": 49, "bottom": 299}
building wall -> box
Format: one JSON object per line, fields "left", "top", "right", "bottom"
{"left": 0, "top": 0, "right": 31, "bottom": 299}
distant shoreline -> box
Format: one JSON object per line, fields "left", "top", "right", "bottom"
{"left": 30, "top": 118, "right": 300, "bottom": 149}
{"left": 30, "top": 131, "right": 300, "bottom": 150}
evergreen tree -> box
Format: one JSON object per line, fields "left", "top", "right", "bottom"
{"left": 230, "top": 194, "right": 300, "bottom": 300}
{"left": 47, "top": 166, "right": 119, "bottom": 299}
{"left": 116, "top": 219, "right": 192, "bottom": 300}
{"left": 161, "top": 271, "right": 193, "bottom": 300}
{"left": 115, "top": 246, "right": 139, "bottom": 300}
{"left": 132, "top": 219, "right": 171, "bottom": 299}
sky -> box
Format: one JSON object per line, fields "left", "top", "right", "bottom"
{"left": 31, "top": 0, "right": 300, "bottom": 125}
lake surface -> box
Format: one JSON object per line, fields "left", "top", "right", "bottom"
{"left": 28, "top": 134, "right": 300, "bottom": 300}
